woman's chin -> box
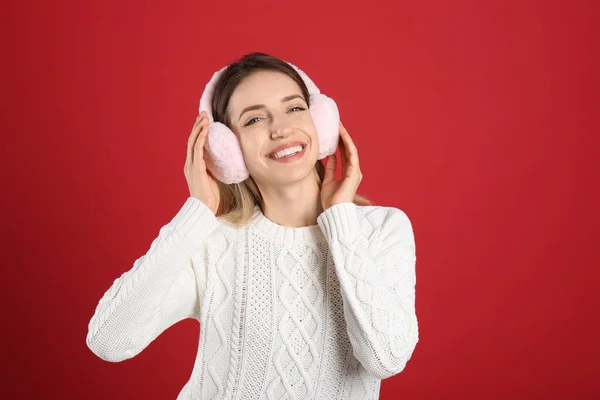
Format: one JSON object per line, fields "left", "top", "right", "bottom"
{"left": 251, "top": 150, "right": 319, "bottom": 186}
{"left": 254, "top": 164, "right": 315, "bottom": 187}
{"left": 274, "top": 167, "right": 314, "bottom": 184}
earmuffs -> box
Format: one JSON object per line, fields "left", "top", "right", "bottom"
{"left": 198, "top": 61, "right": 340, "bottom": 184}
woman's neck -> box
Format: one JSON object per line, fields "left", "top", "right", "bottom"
{"left": 257, "top": 175, "right": 324, "bottom": 228}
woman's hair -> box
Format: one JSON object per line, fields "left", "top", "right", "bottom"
{"left": 211, "top": 52, "right": 371, "bottom": 226}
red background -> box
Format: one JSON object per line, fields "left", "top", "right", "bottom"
{"left": 2, "top": 0, "right": 599, "bottom": 398}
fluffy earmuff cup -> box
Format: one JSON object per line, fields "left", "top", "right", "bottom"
{"left": 309, "top": 94, "right": 340, "bottom": 159}
{"left": 204, "top": 121, "right": 249, "bottom": 184}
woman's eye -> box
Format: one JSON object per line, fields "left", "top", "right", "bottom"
{"left": 245, "top": 107, "right": 305, "bottom": 126}
{"left": 245, "top": 117, "right": 261, "bottom": 126}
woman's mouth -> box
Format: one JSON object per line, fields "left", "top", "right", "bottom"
{"left": 267, "top": 144, "right": 306, "bottom": 162}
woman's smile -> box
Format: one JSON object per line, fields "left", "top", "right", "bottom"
{"left": 267, "top": 143, "right": 307, "bottom": 163}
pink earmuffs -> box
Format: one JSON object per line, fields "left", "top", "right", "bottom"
{"left": 198, "top": 61, "right": 340, "bottom": 184}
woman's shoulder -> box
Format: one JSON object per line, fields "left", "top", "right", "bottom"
{"left": 170, "top": 197, "right": 245, "bottom": 249}
{"left": 353, "top": 203, "right": 414, "bottom": 234}
{"left": 355, "top": 203, "right": 411, "bottom": 220}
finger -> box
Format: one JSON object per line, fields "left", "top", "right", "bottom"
{"left": 187, "top": 115, "right": 208, "bottom": 164}
{"left": 191, "top": 112, "right": 207, "bottom": 132}
{"left": 185, "top": 115, "right": 202, "bottom": 163}
{"left": 338, "top": 126, "right": 350, "bottom": 172}
{"left": 194, "top": 119, "right": 209, "bottom": 163}
{"left": 339, "top": 122, "right": 358, "bottom": 161}
{"left": 339, "top": 121, "right": 347, "bottom": 134}
{"left": 187, "top": 115, "right": 203, "bottom": 154}
{"left": 340, "top": 125, "right": 360, "bottom": 175}
{"left": 322, "top": 154, "right": 336, "bottom": 185}
{"left": 338, "top": 131, "right": 349, "bottom": 174}
{"left": 338, "top": 123, "right": 362, "bottom": 182}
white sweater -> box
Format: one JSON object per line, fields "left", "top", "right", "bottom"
{"left": 86, "top": 197, "right": 419, "bottom": 399}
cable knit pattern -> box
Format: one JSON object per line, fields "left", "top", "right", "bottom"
{"left": 86, "top": 197, "right": 418, "bottom": 399}
{"left": 317, "top": 204, "right": 419, "bottom": 379}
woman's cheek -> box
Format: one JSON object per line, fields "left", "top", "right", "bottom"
{"left": 240, "top": 137, "right": 262, "bottom": 161}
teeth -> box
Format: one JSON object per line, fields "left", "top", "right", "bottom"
{"left": 271, "top": 145, "right": 304, "bottom": 159}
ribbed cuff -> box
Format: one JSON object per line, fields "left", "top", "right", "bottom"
{"left": 317, "top": 202, "right": 361, "bottom": 240}
{"left": 170, "top": 197, "right": 219, "bottom": 240}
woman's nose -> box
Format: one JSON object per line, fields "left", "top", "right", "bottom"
{"left": 270, "top": 121, "right": 293, "bottom": 139}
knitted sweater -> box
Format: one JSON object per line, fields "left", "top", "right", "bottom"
{"left": 86, "top": 197, "right": 419, "bottom": 400}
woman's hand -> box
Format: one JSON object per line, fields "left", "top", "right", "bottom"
{"left": 320, "top": 121, "right": 363, "bottom": 211}
{"left": 184, "top": 111, "right": 220, "bottom": 215}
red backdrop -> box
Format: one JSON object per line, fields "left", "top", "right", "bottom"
{"left": 2, "top": 0, "right": 598, "bottom": 398}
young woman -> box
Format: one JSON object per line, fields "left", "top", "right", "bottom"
{"left": 86, "top": 52, "right": 418, "bottom": 400}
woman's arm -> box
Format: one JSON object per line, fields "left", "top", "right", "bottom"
{"left": 86, "top": 197, "right": 219, "bottom": 362}
{"left": 318, "top": 202, "right": 418, "bottom": 379}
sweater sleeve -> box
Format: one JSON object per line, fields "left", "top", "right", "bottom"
{"left": 317, "top": 202, "right": 418, "bottom": 379}
{"left": 86, "top": 197, "right": 219, "bottom": 362}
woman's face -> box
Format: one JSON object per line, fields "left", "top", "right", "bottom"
{"left": 227, "top": 70, "right": 320, "bottom": 188}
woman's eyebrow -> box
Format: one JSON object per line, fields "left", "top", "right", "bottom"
{"left": 238, "top": 94, "right": 305, "bottom": 122}
{"left": 281, "top": 94, "right": 303, "bottom": 102}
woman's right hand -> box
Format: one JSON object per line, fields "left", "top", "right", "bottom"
{"left": 184, "top": 111, "right": 220, "bottom": 215}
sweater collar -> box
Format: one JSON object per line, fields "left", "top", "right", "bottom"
{"left": 249, "top": 206, "right": 324, "bottom": 246}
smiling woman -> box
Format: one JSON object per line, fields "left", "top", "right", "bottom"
{"left": 208, "top": 53, "right": 371, "bottom": 226}
{"left": 224, "top": 69, "right": 321, "bottom": 195}
{"left": 85, "top": 52, "right": 419, "bottom": 400}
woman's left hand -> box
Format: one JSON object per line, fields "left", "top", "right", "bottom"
{"left": 320, "top": 121, "right": 363, "bottom": 211}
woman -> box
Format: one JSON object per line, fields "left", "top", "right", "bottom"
{"left": 86, "top": 52, "right": 418, "bottom": 400}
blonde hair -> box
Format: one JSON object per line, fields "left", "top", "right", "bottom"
{"left": 211, "top": 52, "right": 372, "bottom": 226}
